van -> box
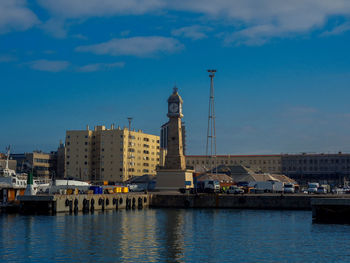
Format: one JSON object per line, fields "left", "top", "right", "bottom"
{"left": 284, "top": 183, "right": 295, "bottom": 193}
{"left": 308, "top": 183, "right": 319, "bottom": 194}
{"left": 197, "top": 180, "right": 220, "bottom": 193}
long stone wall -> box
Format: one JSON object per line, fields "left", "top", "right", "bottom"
{"left": 150, "top": 194, "right": 342, "bottom": 210}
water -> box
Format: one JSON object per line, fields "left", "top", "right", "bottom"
{"left": 1, "top": 209, "right": 350, "bottom": 263}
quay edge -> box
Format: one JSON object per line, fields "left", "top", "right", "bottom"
{"left": 149, "top": 193, "right": 349, "bottom": 210}
{"left": 17, "top": 193, "right": 150, "bottom": 214}
{"left": 16, "top": 193, "right": 350, "bottom": 214}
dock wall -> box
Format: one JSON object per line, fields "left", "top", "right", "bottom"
{"left": 18, "top": 193, "right": 150, "bottom": 214}
{"left": 150, "top": 194, "right": 335, "bottom": 210}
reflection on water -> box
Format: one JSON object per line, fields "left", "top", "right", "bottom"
{"left": 1, "top": 209, "right": 350, "bottom": 262}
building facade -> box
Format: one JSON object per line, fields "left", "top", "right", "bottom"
{"left": 11, "top": 151, "right": 54, "bottom": 178}
{"left": 65, "top": 125, "right": 160, "bottom": 182}
{"left": 281, "top": 153, "right": 350, "bottom": 185}
{"left": 0, "top": 159, "right": 17, "bottom": 171}
{"left": 186, "top": 155, "right": 282, "bottom": 174}
{"left": 56, "top": 141, "right": 65, "bottom": 178}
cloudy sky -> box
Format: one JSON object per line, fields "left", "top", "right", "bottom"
{"left": 1, "top": 0, "right": 350, "bottom": 155}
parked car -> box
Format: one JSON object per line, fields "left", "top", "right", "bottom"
{"left": 316, "top": 186, "right": 327, "bottom": 194}
{"left": 227, "top": 185, "right": 244, "bottom": 194}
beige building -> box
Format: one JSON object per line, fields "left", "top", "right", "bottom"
{"left": 186, "top": 155, "right": 282, "bottom": 174}
{"left": 65, "top": 125, "right": 160, "bottom": 182}
{"left": 11, "top": 151, "right": 52, "bottom": 177}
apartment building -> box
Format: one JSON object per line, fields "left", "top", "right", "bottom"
{"left": 65, "top": 125, "right": 160, "bottom": 182}
{"left": 186, "top": 155, "right": 282, "bottom": 174}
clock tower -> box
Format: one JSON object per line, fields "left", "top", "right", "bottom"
{"left": 165, "top": 87, "right": 186, "bottom": 170}
{"left": 156, "top": 87, "right": 194, "bottom": 191}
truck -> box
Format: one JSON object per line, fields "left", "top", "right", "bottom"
{"left": 248, "top": 181, "right": 284, "bottom": 193}
{"left": 196, "top": 180, "right": 220, "bottom": 193}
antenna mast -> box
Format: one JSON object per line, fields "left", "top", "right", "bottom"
{"left": 5, "top": 145, "right": 10, "bottom": 170}
{"left": 206, "top": 70, "right": 217, "bottom": 174}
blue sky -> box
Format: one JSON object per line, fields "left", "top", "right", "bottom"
{"left": 1, "top": 0, "right": 350, "bottom": 155}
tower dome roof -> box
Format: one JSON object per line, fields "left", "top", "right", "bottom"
{"left": 167, "top": 86, "right": 183, "bottom": 103}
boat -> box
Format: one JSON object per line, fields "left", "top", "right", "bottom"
{"left": 0, "top": 147, "right": 27, "bottom": 206}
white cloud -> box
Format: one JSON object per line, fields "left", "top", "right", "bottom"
{"left": 76, "top": 36, "right": 183, "bottom": 57}
{"left": 0, "top": 0, "right": 39, "bottom": 34}
{"left": 0, "top": 54, "right": 17, "bottom": 63}
{"left": 77, "top": 62, "right": 125, "bottom": 72}
{"left": 27, "top": 59, "right": 70, "bottom": 72}
{"left": 172, "top": 25, "right": 212, "bottom": 40}
{"left": 37, "top": 0, "right": 350, "bottom": 44}
{"left": 40, "top": 18, "right": 67, "bottom": 38}
{"left": 37, "top": 0, "right": 164, "bottom": 18}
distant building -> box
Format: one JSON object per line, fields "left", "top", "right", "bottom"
{"left": 11, "top": 151, "right": 55, "bottom": 178}
{"left": 186, "top": 155, "right": 282, "bottom": 174}
{"left": 56, "top": 141, "right": 65, "bottom": 178}
{"left": 0, "top": 159, "right": 17, "bottom": 171}
{"left": 282, "top": 153, "right": 350, "bottom": 186}
{"left": 65, "top": 125, "right": 160, "bottom": 182}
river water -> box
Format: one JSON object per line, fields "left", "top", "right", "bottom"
{"left": 1, "top": 209, "right": 350, "bottom": 263}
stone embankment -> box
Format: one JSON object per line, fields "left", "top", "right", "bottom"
{"left": 150, "top": 193, "right": 347, "bottom": 210}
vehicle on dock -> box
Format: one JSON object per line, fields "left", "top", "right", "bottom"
{"left": 196, "top": 180, "right": 220, "bottom": 193}
{"left": 284, "top": 183, "right": 295, "bottom": 193}
{"left": 308, "top": 183, "right": 319, "bottom": 194}
{"left": 316, "top": 186, "right": 327, "bottom": 194}
{"left": 249, "top": 181, "right": 284, "bottom": 193}
{"left": 226, "top": 185, "right": 244, "bottom": 194}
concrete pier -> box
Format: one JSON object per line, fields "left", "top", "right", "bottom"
{"left": 311, "top": 198, "right": 350, "bottom": 223}
{"left": 17, "top": 193, "right": 350, "bottom": 217}
{"left": 18, "top": 193, "right": 150, "bottom": 214}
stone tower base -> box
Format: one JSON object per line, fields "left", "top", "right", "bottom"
{"left": 156, "top": 169, "right": 194, "bottom": 191}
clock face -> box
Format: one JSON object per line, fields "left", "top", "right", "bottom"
{"left": 169, "top": 103, "right": 179, "bottom": 113}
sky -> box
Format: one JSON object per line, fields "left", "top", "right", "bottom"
{"left": 1, "top": 0, "right": 350, "bottom": 155}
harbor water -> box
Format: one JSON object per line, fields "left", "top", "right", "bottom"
{"left": 1, "top": 209, "right": 350, "bottom": 263}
